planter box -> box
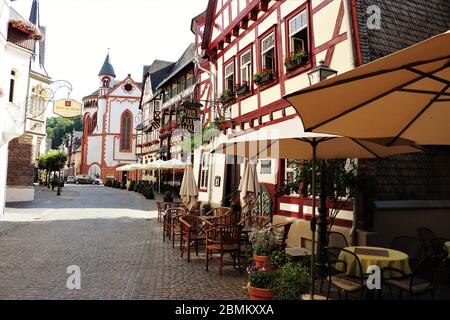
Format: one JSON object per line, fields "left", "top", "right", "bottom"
{"left": 236, "top": 84, "right": 249, "bottom": 96}
{"left": 247, "top": 283, "right": 274, "bottom": 300}
{"left": 220, "top": 95, "right": 235, "bottom": 104}
{"left": 285, "top": 56, "right": 308, "bottom": 72}
{"left": 255, "top": 73, "right": 274, "bottom": 86}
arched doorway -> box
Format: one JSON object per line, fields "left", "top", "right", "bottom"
{"left": 88, "top": 164, "right": 101, "bottom": 179}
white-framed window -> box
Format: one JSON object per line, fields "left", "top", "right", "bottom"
{"left": 240, "top": 50, "right": 252, "bottom": 84}
{"left": 288, "top": 10, "right": 309, "bottom": 53}
{"left": 261, "top": 32, "right": 276, "bottom": 71}
{"left": 154, "top": 99, "right": 161, "bottom": 112}
{"left": 199, "top": 152, "right": 209, "bottom": 189}
{"left": 224, "top": 62, "right": 234, "bottom": 91}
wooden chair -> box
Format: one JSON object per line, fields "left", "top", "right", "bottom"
{"left": 156, "top": 202, "right": 165, "bottom": 222}
{"left": 416, "top": 227, "right": 450, "bottom": 262}
{"left": 186, "top": 201, "right": 201, "bottom": 216}
{"left": 323, "top": 247, "right": 367, "bottom": 300}
{"left": 205, "top": 224, "right": 243, "bottom": 275}
{"left": 206, "top": 207, "right": 232, "bottom": 217}
{"left": 390, "top": 236, "right": 424, "bottom": 269}
{"left": 272, "top": 221, "right": 293, "bottom": 249}
{"left": 239, "top": 215, "right": 270, "bottom": 229}
{"left": 180, "top": 215, "right": 206, "bottom": 262}
{"left": 163, "top": 207, "right": 186, "bottom": 249}
{"left": 202, "top": 211, "right": 241, "bottom": 228}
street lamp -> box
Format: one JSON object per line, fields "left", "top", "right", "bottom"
{"left": 307, "top": 60, "right": 338, "bottom": 269}
{"left": 307, "top": 60, "right": 338, "bottom": 86}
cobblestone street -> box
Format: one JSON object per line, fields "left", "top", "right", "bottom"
{"left": 0, "top": 186, "right": 248, "bottom": 300}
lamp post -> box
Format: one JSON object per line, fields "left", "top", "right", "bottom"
{"left": 307, "top": 60, "right": 338, "bottom": 262}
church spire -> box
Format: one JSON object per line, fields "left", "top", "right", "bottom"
{"left": 29, "top": 0, "right": 39, "bottom": 26}
{"left": 98, "top": 51, "right": 116, "bottom": 77}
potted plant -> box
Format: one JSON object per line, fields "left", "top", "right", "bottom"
{"left": 121, "top": 181, "right": 127, "bottom": 190}
{"left": 163, "top": 190, "right": 173, "bottom": 203}
{"left": 269, "top": 249, "right": 288, "bottom": 270}
{"left": 247, "top": 267, "right": 275, "bottom": 300}
{"left": 143, "top": 185, "right": 155, "bottom": 200}
{"left": 220, "top": 89, "right": 235, "bottom": 104}
{"left": 235, "top": 81, "right": 249, "bottom": 96}
{"left": 270, "top": 262, "right": 311, "bottom": 300}
{"left": 249, "top": 227, "right": 277, "bottom": 268}
{"left": 284, "top": 49, "right": 308, "bottom": 71}
{"left": 253, "top": 69, "right": 273, "bottom": 86}
{"left": 128, "top": 181, "right": 135, "bottom": 191}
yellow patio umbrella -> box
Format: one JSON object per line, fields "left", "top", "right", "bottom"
{"left": 238, "top": 160, "right": 260, "bottom": 216}
{"left": 284, "top": 31, "right": 450, "bottom": 145}
{"left": 180, "top": 162, "right": 198, "bottom": 211}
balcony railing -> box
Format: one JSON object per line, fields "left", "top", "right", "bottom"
{"left": 7, "top": 27, "right": 34, "bottom": 51}
{"left": 162, "top": 78, "right": 195, "bottom": 107}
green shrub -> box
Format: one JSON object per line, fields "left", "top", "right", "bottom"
{"left": 248, "top": 269, "right": 275, "bottom": 289}
{"left": 143, "top": 185, "right": 155, "bottom": 200}
{"left": 270, "top": 250, "right": 288, "bottom": 269}
{"left": 270, "top": 262, "right": 311, "bottom": 300}
{"left": 121, "top": 181, "right": 127, "bottom": 190}
{"left": 163, "top": 191, "right": 173, "bottom": 202}
{"left": 249, "top": 227, "right": 276, "bottom": 256}
{"left": 129, "top": 181, "right": 135, "bottom": 191}
{"left": 134, "top": 182, "right": 140, "bottom": 192}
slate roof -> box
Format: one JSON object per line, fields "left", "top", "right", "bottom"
{"left": 355, "top": 0, "right": 450, "bottom": 64}
{"left": 145, "top": 60, "right": 175, "bottom": 93}
{"left": 99, "top": 53, "right": 116, "bottom": 77}
{"left": 353, "top": 1, "right": 450, "bottom": 212}
{"left": 156, "top": 43, "right": 195, "bottom": 90}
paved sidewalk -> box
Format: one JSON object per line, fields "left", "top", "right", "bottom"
{"left": 0, "top": 185, "right": 248, "bottom": 300}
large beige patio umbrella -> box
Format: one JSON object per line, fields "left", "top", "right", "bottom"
{"left": 180, "top": 162, "right": 198, "bottom": 211}
{"left": 238, "top": 160, "right": 260, "bottom": 216}
{"left": 213, "top": 117, "right": 422, "bottom": 299}
{"left": 284, "top": 31, "right": 450, "bottom": 145}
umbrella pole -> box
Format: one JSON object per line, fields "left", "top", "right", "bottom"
{"left": 173, "top": 169, "right": 175, "bottom": 198}
{"left": 310, "top": 140, "right": 318, "bottom": 300}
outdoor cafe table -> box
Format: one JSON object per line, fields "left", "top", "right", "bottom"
{"left": 337, "top": 246, "right": 412, "bottom": 279}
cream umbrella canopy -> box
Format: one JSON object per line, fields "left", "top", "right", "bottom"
{"left": 180, "top": 162, "right": 198, "bottom": 211}
{"left": 213, "top": 117, "right": 422, "bottom": 299}
{"left": 238, "top": 160, "right": 260, "bottom": 216}
{"left": 284, "top": 31, "right": 450, "bottom": 145}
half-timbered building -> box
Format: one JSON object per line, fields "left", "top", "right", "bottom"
{"left": 193, "top": 0, "right": 450, "bottom": 247}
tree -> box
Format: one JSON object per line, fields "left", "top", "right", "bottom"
{"left": 46, "top": 116, "right": 83, "bottom": 149}
{"left": 38, "top": 150, "right": 68, "bottom": 188}
{"left": 292, "top": 159, "right": 359, "bottom": 247}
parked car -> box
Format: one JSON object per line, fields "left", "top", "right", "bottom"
{"left": 66, "top": 176, "right": 76, "bottom": 184}
{"left": 75, "top": 175, "right": 99, "bottom": 185}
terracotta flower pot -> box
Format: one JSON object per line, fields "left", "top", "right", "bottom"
{"left": 253, "top": 255, "right": 270, "bottom": 269}
{"left": 247, "top": 283, "right": 274, "bottom": 300}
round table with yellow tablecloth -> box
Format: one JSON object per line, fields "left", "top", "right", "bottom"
{"left": 337, "top": 246, "right": 412, "bottom": 279}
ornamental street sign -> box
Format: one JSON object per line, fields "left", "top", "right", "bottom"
{"left": 53, "top": 99, "right": 82, "bottom": 118}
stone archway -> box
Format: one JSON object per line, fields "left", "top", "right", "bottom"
{"left": 88, "top": 164, "right": 101, "bottom": 179}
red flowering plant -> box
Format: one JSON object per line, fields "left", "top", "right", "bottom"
{"left": 235, "top": 80, "right": 250, "bottom": 96}
{"left": 9, "top": 18, "right": 44, "bottom": 41}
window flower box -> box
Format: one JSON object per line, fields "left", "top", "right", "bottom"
{"left": 171, "top": 122, "right": 177, "bottom": 130}
{"left": 235, "top": 82, "right": 250, "bottom": 96}
{"left": 284, "top": 50, "right": 308, "bottom": 72}
{"left": 253, "top": 69, "right": 274, "bottom": 86}
{"left": 220, "top": 89, "right": 235, "bottom": 104}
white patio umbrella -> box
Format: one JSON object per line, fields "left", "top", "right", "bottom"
{"left": 238, "top": 160, "right": 260, "bottom": 216}
{"left": 160, "top": 159, "right": 187, "bottom": 197}
{"left": 180, "top": 162, "right": 198, "bottom": 211}
{"left": 140, "top": 159, "right": 166, "bottom": 193}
